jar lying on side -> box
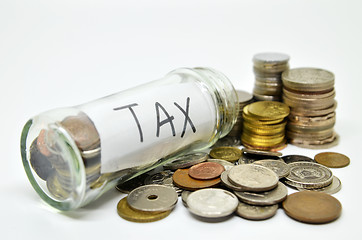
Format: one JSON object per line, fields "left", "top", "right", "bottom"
{"left": 20, "top": 67, "right": 239, "bottom": 211}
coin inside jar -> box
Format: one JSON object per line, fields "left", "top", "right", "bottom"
{"left": 163, "top": 152, "right": 208, "bottom": 170}
{"left": 188, "top": 162, "right": 225, "bottom": 180}
{"left": 127, "top": 185, "right": 178, "bottom": 212}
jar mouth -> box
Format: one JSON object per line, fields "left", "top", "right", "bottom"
{"left": 21, "top": 117, "right": 86, "bottom": 211}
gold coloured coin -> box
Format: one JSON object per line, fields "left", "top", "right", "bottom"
{"left": 209, "top": 147, "right": 241, "bottom": 162}
{"left": 314, "top": 152, "right": 350, "bottom": 168}
{"left": 117, "top": 197, "right": 171, "bottom": 223}
{"left": 247, "top": 101, "right": 290, "bottom": 120}
{"left": 282, "top": 191, "right": 342, "bottom": 224}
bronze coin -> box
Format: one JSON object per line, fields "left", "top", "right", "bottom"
{"left": 282, "top": 191, "right": 342, "bottom": 224}
{"left": 314, "top": 152, "right": 350, "bottom": 168}
{"left": 188, "top": 162, "right": 225, "bottom": 180}
{"left": 172, "top": 168, "right": 221, "bottom": 191}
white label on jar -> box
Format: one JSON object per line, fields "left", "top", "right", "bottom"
{"left": 80, "top": 81, "right": 216, "bottom": 173}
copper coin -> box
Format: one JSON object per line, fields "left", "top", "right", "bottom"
{"left": 314, "top": 152, "right": 350, "bottom": 168}
{"left": 172, "top": 168, "right": 221, "bottom": 191}
{"left": 282, "top": 191, "right": 342, "bottom": 224}
{"left": 188, "top": 162, "right": 225, "bottom": 180}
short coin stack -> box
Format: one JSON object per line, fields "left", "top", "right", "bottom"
{"left": 226, "top": 90, "right": 254, "bottom": 138}
{"left": 252, "top": 52, "right": 290, "bottom": 101}
{"left": 241, "top": 101, "right": 290, "bottom": 151}
{"left": 282, "top": 68, "right": 338, "bottom": 149}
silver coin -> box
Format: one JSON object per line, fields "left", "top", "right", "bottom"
{"left": 207, "top": 159, "right": 235, "bottom": 171}
{"left": 253, "top": 52, "right": 290, "bottom": 64}
{"left": 284, "top": 162, "right": 333, "bottom": 189}
{"left": 163, "top": 152, "right": 208, "bottom": 170}
{"left": 228, "top": 164, "right": 279, "bottom": 192}
{"left": 252, "top": 160, "right": 290, "bottom": 179}
{"left": 127, "top": 184, "right": 178, "bottom": 212}
{"left": 186, "top": 188, "right": 238, "bottom": 218}
{"left": 241, "top": 148, "right": 282, "bottom": 157}
{"left": 144, "top": 171, "right": 183, "bottom": 196}
{"left": 181, "top": 190, "right": 193, "bottom": 207}
{"left": 282, "top": 68, "right": 334, "bottom": 92}
{"left": 281, "top": 155, "right": 315, "bottom": 164}
{"left": 236, "top": 202, "right": 278, "bottom": 220}
{"left": 234, "top": 182, "right": 287, "bottom": 205}
{"left": 236, "top": 90, "right": 254, "bottom": 103}
{"left": 297, "top": 176, "right": 341, "bottom": 195}
{"left": 220, "top": 170, "right": 247, "bottom": 191}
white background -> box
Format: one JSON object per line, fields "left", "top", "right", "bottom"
{"left": 1, "top": 0, "right": 361, "bottom": 239}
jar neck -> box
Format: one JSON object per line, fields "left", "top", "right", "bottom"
{"left": 168, "top": 67, "right": 239, "bottom": 142}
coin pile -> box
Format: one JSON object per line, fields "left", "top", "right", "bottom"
{"left": 29, "top": 113, "right": 102, "bottom": 200}
{"left": 115, "top": 147, "right": 347, "bottom": 223}
{"left": 252, "top": 52, "right": 290, "bottom": 101}
{"left": 226, "top": 90, "right": 254, "bottom": 138}
{"left": 241, "top": 101, "right": 290, "bottom": 151}
{"left": 282, "top": 68, "right": 338, "bottom": 149}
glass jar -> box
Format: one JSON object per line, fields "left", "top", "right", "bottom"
{"left": 20, "top": 67, "right": 239, "bottom": 211}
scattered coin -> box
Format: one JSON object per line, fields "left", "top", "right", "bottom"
{"left": 127, "top": 185, "right": 178, "bottom": 212}
{"left": 117, "top": 197, "right": 171, "bottom": 223}
{"left": 186, "top": 188, "right": 239, "bottom": 218}
{"left": 188, "top": 162, "right": 225, "bottom": 180}
{"left": 282, "top": 191, "right": 342, "bottom": 224}
{"left": 228, "top": 164, "right": 279, "bottom": 192}
{"left": 297, "top": 176, "right": 341, "bottom": 195}
{"left": 144, "top": 170, "right": 182, "bottom": 195}
{"left": 242, "top": 148, "right": 282, "bottom": 157}
{"left": 163, "top": 152, "right": 208, "bottom": 170}
{"left": 253, "top": 160, "right": 290, "bottom": 179}
{"left": 181, "top": 190, "right": 192, "bottom": 207}
{"left": 284, "top": 162, "right": 333, "bottom": 189}
{"left": 220, "top": 170, "right": 247, "bottom": 191}
{"left": 209, "top": 147, "right": 242, "bottom": 162}
{"left": 172, "top": 168, "right": 221, "bottom": 191}
{"left": 207, "top": 159, "right": 235, "bottom": 171}
{"left": 281, "top": 155, "right": 315, "bottom": 164}
{"left": 236, "top": 202, "right": 278, "bottom": 220}
{"left": 314, "top": 152, "right": 350, "bottom": 168}
{"left": 115, "top": 173, "right": 148, "bottom": 194}
{"left": 234, "top": 182, "right": 288, "bottom": 205}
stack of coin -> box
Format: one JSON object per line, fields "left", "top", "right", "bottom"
{"left": 282, "top": 68, "right": 338, "bottom": 149}
{"left": 241, "top": 101, "right": 290, "bottom": 151}
{"left": 252, "top": 52, "right": 290, "bottom": 101}
{"left": 226, "top": 90, "right": 254, "bottom": 138}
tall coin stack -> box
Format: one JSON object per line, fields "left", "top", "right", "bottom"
{"left": 252, "top": 52, "right": 290, "bottom": 102}
{"left": 241, "top": 101, "right": 290, "bottom": 151}
{"left": 226, "top": 90, "right": 254, "bottom": 138}
{"left": 282, "top": 68, "right": 338, "bottom": 149}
